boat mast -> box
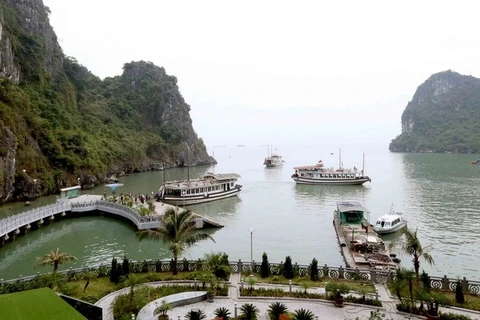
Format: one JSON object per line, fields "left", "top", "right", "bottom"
{"left": 162, "top": 160, "right": 166, "bottom": 187}
{"left": 362, "top": 152, "right": 365, "bottom": 175}
{"left": 339, "top": 148, "right": 342, "bottom": 169}
{"left": 187, "top": 146, "right": 190, "bottom": 181}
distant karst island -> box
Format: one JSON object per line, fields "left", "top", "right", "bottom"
{"left": 390, "top": 70, "right": 480, "bottom": 153}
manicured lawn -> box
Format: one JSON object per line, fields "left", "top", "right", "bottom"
{"left": 245, "top": 273, "right": 376, "bottom": 293}
{"left": 0, "top": 288, "right": 86, "bottom": 320}
{"left": 68, "top": 271, "right": 200, "bottom": 302}
{"left": 388, "top": 282, "right": 480, "bottom": 312}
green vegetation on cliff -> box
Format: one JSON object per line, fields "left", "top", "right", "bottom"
{"left": 390, "top": 70, "right": 480, "bottom": 153}
{"left": 0, "top": 1, "right": 212, "bottom": 202}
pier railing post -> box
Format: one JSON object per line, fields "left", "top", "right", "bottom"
{"left": 371, "top": 269, "right": 377, "bottom": 283}
{"left": 323, "top": 264, "right": 329, "bottom": 279}
{"left": 442, "top": 275, "right": 449, "bottom": 290}
{"left": 237, "top": 259, "right": 243, "bottom": 274}
{"left": 338, "top": 265, "right": 344, "bottom": 279}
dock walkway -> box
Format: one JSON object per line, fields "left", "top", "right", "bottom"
{"left": 0, "top": 195, "right": 222, "bottom": 245}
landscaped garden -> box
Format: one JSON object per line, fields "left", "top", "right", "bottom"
{"left": 0, "top": 207, "right": 479, "bottom": 320}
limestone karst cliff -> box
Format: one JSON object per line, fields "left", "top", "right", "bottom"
{"left": 0, "top": 0, "right": 215, "bottom": 203}
{"left": 390, "top": 70, "right": 480, "bottom": 153}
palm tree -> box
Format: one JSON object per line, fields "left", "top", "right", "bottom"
{"left": 36, "top": 248, "right": 78, "bottom": 273}
{"left": 205, "top": 252, "right": 232, "bottom": 280}
{"left": 267, "top": 302, "right": 288, "bottom": 320}
{"left": 36, "top": 248, "right": 77, "bottom": 288}
{"left": 185, "top": 309, "right": 207, "bottom": 320}
{"left": 136, "top": 207, "right": 215, "bottom": 275}
{"left": 122, "top": 273, "right": 145, "bottom": 306}
{"left": 392, "top": 228, "right": 434, "bottom": 281}
{"left": 213, "top": 307, "right": 231, "bottom": 320}
{"left": 81, "top": 270, "right": 98, "bottom": 293}
{"left": 292, "top": 308, "right": 315, "bottom": 320}
{"left": 240, "top": 303, "right": 259, "bottom": 320}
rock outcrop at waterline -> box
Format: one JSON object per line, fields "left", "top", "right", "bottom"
{"left": 0, "top": 0, "right": 215, "bottom": 203}
{"left": 390, "top": 70, "right": 480, "bottom": 153}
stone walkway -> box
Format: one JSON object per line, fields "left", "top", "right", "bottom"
{"left": 95, "top": 273, "right": 480, "bottom": 320}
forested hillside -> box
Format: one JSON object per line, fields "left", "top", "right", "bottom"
{"left": 390, "top": 70, "right": 480, "bottom": 153}
{"left": 0, "top": 0, "right": 214, "bottom": 203}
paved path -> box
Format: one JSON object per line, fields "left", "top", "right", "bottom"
{"left": 95, "top": 273, "right": 480, "bottom": 320}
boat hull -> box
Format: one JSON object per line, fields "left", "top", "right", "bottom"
{"left": 265, "top": 162, "right": 283, "bottom": 167}
{"left": 374, "top": 222, "right": 407, "bottom": 235}
{"left": 292, "top": 176, "right": 371, "bottom": 185}
{"left": 160, "top": 186, "right": 242, "bottom": 206}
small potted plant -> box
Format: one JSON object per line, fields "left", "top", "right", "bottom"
{"left": 334, "top": 289, "right": 344, "bottom": 307}
{"left": 426, "top": 298, "right": 439, "bottom": 320}
{"left": 155, "top": 300, "right": 171, "bottom": 320}
{"left": 207, "top": 288, "right": 215, "bottom": 302}
{"left": 207, "top": 277, "right": 220, "bottom": 302}
{"left": 425, "top": 292, "right": 450, "bottom": 320}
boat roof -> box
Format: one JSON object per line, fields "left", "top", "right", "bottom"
{"left": 376, "top": 211, "right": 404, "bottom": 221}
{"left": 293, "top": 160, "right": 325, "bottom": 170}
{"left": 203, "top": 173, "right": 240, "bottom": 181}
{"left": 336, "top": 200, "right": 369, "bottom": 213}
{"left": 162, "top": 173, "right": 240, "bottom": 189}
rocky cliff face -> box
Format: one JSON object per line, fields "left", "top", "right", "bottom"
{"left": 0, "top": 5, "right": 21, "bottom": 83}
{"left": 390, "top": 70, "right": 480, "bottom": 153}
{"left": 2, "top": 0, "right": 63, "bottom": 80}
{"left": 0, "top": 1, "right": 215, "bottom": 204}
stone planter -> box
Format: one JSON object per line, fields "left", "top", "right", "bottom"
{"left": 334, "top": 295, "right": 344, "bottom": 307}
{"left": 206, "top": 293, "right": 214, "bottom": 302}
{"left": 426, "top": 313, "right": 440, "bottom": 320}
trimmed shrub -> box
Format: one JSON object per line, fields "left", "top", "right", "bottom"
{"left": 122, "top": 256, "right": 130, "bottom": 276}
{"left": 455, "top": 280, "right": 465, "bottom": 304}
{"left": 260, "top": 252, "right": 270, "bottom": 278}
{"left": 283, "top": 256, "right": 294, "bottom": 279}
{"left": 310, "top": 258, "right": 319, "bottom": 281}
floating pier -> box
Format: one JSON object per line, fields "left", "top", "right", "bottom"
{"left": 332, "top": 201, "right": 398, "bottom": 271}
{"left": 0, "top": 194, "right": 223, "bottom": 246}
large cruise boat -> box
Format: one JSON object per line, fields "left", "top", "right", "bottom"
{"left": 291, "top": 150, "right": 370, "bottom": 185}
{"left": 291, "top": 160, "right": 370, "bottom": 185}
{"left": 156, "top": 173, "right": 242, "bottom": 206}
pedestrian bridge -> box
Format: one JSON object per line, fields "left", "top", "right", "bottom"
{"left": 0, "top": 195, "right": 221, "bottom": 245}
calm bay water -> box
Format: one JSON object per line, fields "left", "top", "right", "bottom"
{"left": 1, "top": 144, "right": 479, "bottom": 281}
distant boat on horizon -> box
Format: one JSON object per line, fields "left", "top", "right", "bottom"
{"left": 263, "top": 145, "right": 285, "bottom": 167}
{"left": 237, "top": 144, "right": 245, "bottom": 147}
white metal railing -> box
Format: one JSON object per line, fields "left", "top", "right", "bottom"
{"left": 0, "top": 202, "right": 71, "bottom": 238}
{"left": 0, "top": 200, "right": 162, "bottom": 238}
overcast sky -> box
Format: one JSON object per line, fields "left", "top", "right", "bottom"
{"left": 42, "top": 0, "right": 480, "bottom": 147}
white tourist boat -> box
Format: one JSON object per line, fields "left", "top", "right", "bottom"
{"left": 263, "top": 147, "right": 285, "bottom": 167}
{"left": 291, "top": 151, "right": 370, "bottom": 185}
{"left": 373, "top": 209, "right": 407, "bottom": 235}
{"left": 156, "top": 173, "right": 242, "bottom": 206}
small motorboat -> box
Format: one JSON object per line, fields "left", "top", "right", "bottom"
{"left": 373, "top": 208, "right": 407, "bottom": 235}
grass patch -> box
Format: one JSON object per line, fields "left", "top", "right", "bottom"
{"left": 387, "top": 282, "right": 480, "bottom": 312}
{"left": 66, "top": 271, "right": 204, "bottom": 303}
{"left": 0, "top": 288, "right": 86, "bottom": 320}
{"left": 246, "top": 273, "right": 376, "bottom": 293}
